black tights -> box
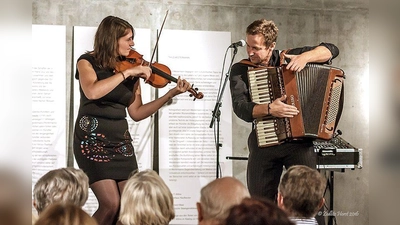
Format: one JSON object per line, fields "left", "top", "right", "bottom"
{"left": 90, "top": 179, "right": 127, "bottom": 225}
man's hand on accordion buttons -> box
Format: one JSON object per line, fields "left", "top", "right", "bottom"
{"left": 270, "top": 95, "right": 299, "bottom": 118}
{"left": 284, "top": 53, "right": 308, "bottom": 72}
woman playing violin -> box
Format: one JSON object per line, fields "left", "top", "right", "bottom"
{"left": 73, "top": 15, "right": 191, "bottom": 225}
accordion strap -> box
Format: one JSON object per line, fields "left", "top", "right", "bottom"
{"left": 238, "top": 59, "right": 259, "bottom": 68}
{"left": 279, "top": 49, "right": 291, "bottom": 65}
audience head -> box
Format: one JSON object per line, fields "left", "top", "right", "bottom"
{"left": 119, "top": 169, "right": 175, "bottom": 225}
{"left": 197, "top": 176, "right": 250, "bottom": 225}
{"left": 277, "top": 165, "right": 326, "bottom": 218}
{"left": 225, "top": 197, "right": 295, "bottom": 225}
{"left": 33, "top": 167, "right": 89, "bottom": 214}
{"left": 34, "top": 203, "right": 98, "bottom": 225}
{"left": 0, "top": 169, "right": 31, "bottom": 225}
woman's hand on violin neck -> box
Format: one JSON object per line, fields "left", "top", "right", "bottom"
{"left": 171, "top": 76, "right": 191, "bottom": 96}
{"left": 126, "top": 65, "right": 152, "bottom": 81}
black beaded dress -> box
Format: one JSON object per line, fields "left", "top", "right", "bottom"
{"left": 73, "top": 53, "right": 139, "bottom": 185}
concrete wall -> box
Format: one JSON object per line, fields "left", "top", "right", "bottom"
{"left": 32, "top": 1, "right": 369, "bottom": 224}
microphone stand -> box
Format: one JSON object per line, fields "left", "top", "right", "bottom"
{"left": 209, "top": 46, "right": 239, "bottom": 179}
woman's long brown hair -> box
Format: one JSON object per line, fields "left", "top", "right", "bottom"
{"left": 90, "top": 15, "right": 134, "bottom": 69}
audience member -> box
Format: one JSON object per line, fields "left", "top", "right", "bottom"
{"left": 34, "top": 202, "right": 98, "bottom": 225}
{"left": 197, "top": 177, "right": 250, "bottom": 225}
{"left": 277, "top": 165, "right": 326, "bottom": 225}
{"left": 119, "top": 169, "right": 175, "bottom": 225}
{"left": 0, "top": 169, "right": 31, "bottom": 225}
{"left": 33, "top": 167, "right": 89, "bottom": 214}
{"left": 225, "top": 197, "right": 295, "bottom": 225}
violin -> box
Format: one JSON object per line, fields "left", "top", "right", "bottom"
{"left": 115, "top": 50, "right": 204, "bottom": 100}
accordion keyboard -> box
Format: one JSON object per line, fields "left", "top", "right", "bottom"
{"left": 247, "top": 68, "right": 280, "bottom": 147}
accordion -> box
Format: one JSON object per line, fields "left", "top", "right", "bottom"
{"left": 247, "top": 64, "right": 345, "bottom": 147}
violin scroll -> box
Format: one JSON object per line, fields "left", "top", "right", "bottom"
{"left": 188, "top": 84, "right": 204, "bottom": 101}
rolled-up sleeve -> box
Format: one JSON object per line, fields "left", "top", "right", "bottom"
{"left": 287, "top": 42, "right": 340, "bottom": 65}
{"left": 318, "top": 42, "right": 339, "bottom": 64}
{"left": 229, "top": 63, "right": 256, "bottom": 122}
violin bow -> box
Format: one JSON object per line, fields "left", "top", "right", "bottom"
{"left": 149, "top": 10, "right": 169, "bottom": 64}
{"left": 147, "top": 10, "right": 204, "bottom": 101}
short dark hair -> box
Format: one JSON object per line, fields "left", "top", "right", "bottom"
{"left": 225, "top": 197, "right": 295, "bottom": 225}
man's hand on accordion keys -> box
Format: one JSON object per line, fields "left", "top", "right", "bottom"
{"left": 269, "top": 95, "right": 299, "bottom": 118}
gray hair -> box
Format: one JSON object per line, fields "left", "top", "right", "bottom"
{"left": 33, "top": 167, "right": 89, "bottom": 214}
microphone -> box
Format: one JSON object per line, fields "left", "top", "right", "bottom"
{"left": 229, "top": 40, "right": 246, "bottom": 48}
